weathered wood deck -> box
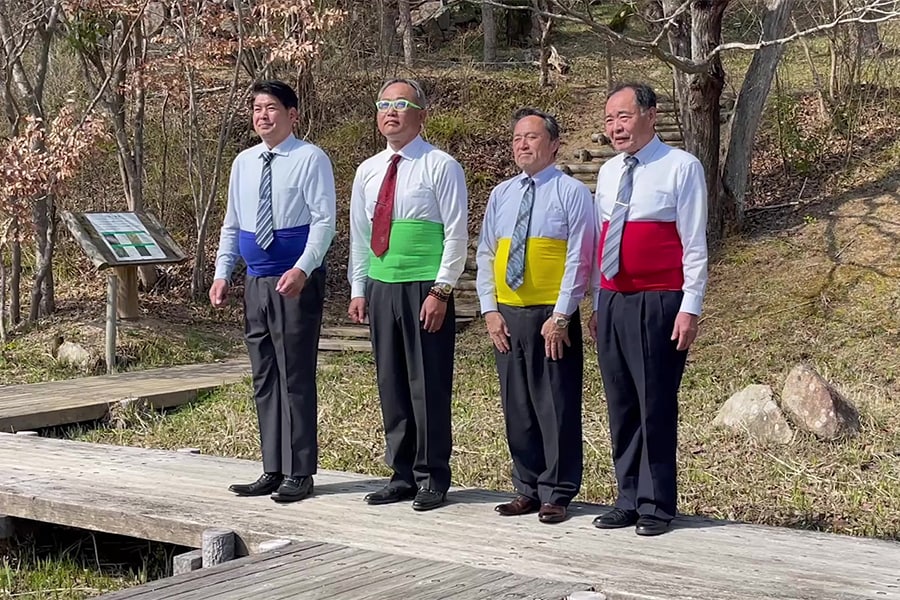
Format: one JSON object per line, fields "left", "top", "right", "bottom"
{"left": 1, "top": 434, "right": 898, "bottom": 600}
{"left": 95, "top": 541, "right": 590, "bottom": 600}
{"left": 0, "top": 359, "right": 252, "bottom": 432}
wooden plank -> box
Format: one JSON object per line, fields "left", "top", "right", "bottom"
{"left": 321, "top": 326, "right": 371, "bottom": 339}
{"left": 318, "top": 338, "right": 371, "bottom": 352}
{"left": 2, "top": 435, "right": 899, "bottom": 600}
{"left": 97, "top": 544, "right": 334, "bottom": 600}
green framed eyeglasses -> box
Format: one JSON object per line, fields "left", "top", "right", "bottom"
{"left": 374, "top": 99, "right": 423, "bottom": 112}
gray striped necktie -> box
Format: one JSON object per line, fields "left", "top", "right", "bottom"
{"left": 600, "top": 155, "right": 638, "bottom": 279}
{"left": 505, "top": 178, "right": 535, "bottom": 290}
{"left": 256, "top": 151, "right": 276, "bottom": 250}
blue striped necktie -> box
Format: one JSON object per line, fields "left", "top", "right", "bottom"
{"left": 256, "top": 151, "right": 276, "bottom": 250}
{"left": 505, "top": 178, "right": 535, "bottom": 290}
{"left": 600, "top": 155, "right": 638, "bottom": 279}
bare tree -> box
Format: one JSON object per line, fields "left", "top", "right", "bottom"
{"left": 64, "top": 0, "right": 161, "bottom": 315}
{"left": 487, "top": 0, "right": 900, "bottom": 240}
{"left": 0, "top": 0, "right": 62, "bottom": 320}
{"left": 483, "top": 1, "right": 498, "bottom": 63}
{"left": 399, "top": 0, "right": 414, "bottom": 66}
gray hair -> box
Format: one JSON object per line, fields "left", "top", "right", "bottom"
{"left": 608, "top": 82, "right": 658, "bottom": 111}
{"left": 511, "top": 107, "right": 560, "bottom": 141}
{"left": 377, "top": 78, "right": 428, "bottom": 109}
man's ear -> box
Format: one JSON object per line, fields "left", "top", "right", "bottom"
{"left": 289, "top": 107, "right": 299, "bottom": 123}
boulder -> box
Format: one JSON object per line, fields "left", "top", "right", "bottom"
{"left": 713, "top": 384, "right": 793, "bottom": 444}
{"left": 781, "top": 364, "right": 860, "bottom": 440}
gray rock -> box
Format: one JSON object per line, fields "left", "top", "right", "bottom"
{"left": 781, "top": 364, "right": 860, "bottom": 440}
{"left": 713, "top": 384, "right": 793, "bottom": 444}
{"left": 55, "top": 341, "right": 100, "bottom": 372}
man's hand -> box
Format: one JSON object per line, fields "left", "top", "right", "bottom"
{"left": 541, "top": 314, "right": 571, "bottom": 360}
{"left": 209, "top": 279, "right": 230, "bottom": 308}
{"left": 588, "top": 311, "right": 598, "bottom": 341}
{"left": 348, "top": 297, "right": 367, "bottom": 324}
{"left": 484, "top": 311, "right": 510, "bottom": 353}
{"left": 420, "top": 295, "right": 447, "bottom": 333}
{"left": 671, "top": 311, "right": 699, "bottom": 351}
{"left": 276, "top": 268, "right": 307, "bottom": 298}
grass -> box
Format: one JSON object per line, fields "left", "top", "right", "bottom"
{"left": 74, "top": 187, "right": 900, "bottom": 540}
{"left": 0, "top": 524, "right": 177, "bottom": 599}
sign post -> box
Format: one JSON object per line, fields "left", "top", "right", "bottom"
{"left": 62, "top": 211, "right": 187, "bottom": 374}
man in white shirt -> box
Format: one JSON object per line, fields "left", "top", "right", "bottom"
{"left": 348, "top": 78, "right": 468, "bottom": 512}
{"left": 210, "top": 80, "right": 336, "bottom": 503}
{"left": 590, "top": 82, "right": 708, "bottom": 536}
{"left": 476, "top": 108, "right": 593, "bottom": 524}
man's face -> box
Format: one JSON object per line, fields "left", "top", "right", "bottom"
{"left": 513, "top": 115, "right": 559, "bottom": 176}
{"left": 376, "top": 82, "right": 425, "bottom": 144}
{"left": 252, "top": 93, "right": 297, "bottom": 145}
{"left": 604, "top": 88, "right": 657, "bottom": 155}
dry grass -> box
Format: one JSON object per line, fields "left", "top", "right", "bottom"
{"left": 76, "top": 188, "right": 900, "bottom": 540}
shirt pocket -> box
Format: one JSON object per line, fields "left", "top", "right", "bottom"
{"left": 539, "top": 203, "right": 568, "bottom": 239}
{"left": 274, "top": 186, "right": 301, "bottom": 205}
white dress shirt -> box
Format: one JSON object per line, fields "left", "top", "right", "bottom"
{"left": 348, "top": 135, "right": 468, "bottom": 298}
{"left": 476, "top": 164, "right": 595, "bottom": 316}
{"left": 214, "top": 134, "right": 336, "bottom": 281}
{"left": 592, "top": 135, "right": 708, "bottom": 315}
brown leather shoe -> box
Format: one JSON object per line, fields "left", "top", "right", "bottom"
{"left": 538, "top": 503, "right": 567, "bottom": 524}
{"left": 495, "top": 495, "right": 540, "bottom": 516}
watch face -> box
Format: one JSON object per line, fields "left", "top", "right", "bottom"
{"left": 555, "top": 317, "right": 569, "bottom": 327}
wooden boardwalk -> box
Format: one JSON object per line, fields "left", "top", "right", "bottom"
{"left": 0, "top": 359, "right": 252, "bottom": 432}
{"left": 1, "top": 434, "right": 898, "bottom": 600}
{"left": 96, "top": 541, "right": 590, "bottom": 600}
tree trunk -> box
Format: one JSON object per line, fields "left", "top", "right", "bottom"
{"left": 10, "top": 219, "right": 20, "bottom": 325}
{"left": 398, "top": 0, "right": 414, "bottom": 66}
{"left": 0, "top": 249, "right": 5, "bottom": 342}
{"left": 482, "top": 2, "right": 497, "bottom": 63}
{"left": 663, "top": 0, "right": 729, "bottom": 243}
{"left": 722, "top": 0, "right": 796, "bottom": 228}
{"left": 857, "top": 21, "right": 881, "bottom": 56}
{"left": 380, "top": 0, "right": 398, "bottom": 58}
{"left": 29, "top": 195, "right": 55, "bottom": 321}
{"left": 534, "top": 1, "right": 553, "bottom": 87}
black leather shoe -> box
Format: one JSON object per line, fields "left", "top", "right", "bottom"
{"left": 271, "top": 476, "right": 313, "bottom": 503}
{"left": 411, "top": 488, "right": 446, "bottom": 511}
{"left": 593, "top": 508, "right": 639, "bottom": 529}
{"left": 364, "top": 485, "right": 417, "bottom": 505}
{"left": 635, "top": 515, "right": 670, "bottom": 536}
{"left": 229, "top": 473, "right": 283, "bottom": 496}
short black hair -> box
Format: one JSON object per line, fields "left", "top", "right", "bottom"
{"left": 250, "top": 80, "right": 298, "bottom": 110}
{"left": 608, "top": 82, "right": 657, "bottom": 111}
{"left": 511, "top": 107, "right": 560, "bottom": 140}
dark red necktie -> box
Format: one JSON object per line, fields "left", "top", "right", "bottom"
{"left": 371, "top": 154, "right": 402, "bottom": 257}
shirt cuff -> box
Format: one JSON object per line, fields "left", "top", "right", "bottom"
{"left": 351, "top": 280, "right": 367, "bottom": 299}
{"left": 294, "top": 254, "right": 318, "bottom": 278}
{"left": 553, "top": 294, "right": 577, "bottom": 317}
{"left": 680, "top": 291, "right": 703, "bottom": 316}
{"left": 213, "top": 263, "right": 232, "bottom": 282}
{"left": 479, "top": 294, "right": 498, "bottom": 314}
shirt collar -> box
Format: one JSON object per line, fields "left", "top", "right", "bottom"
{"left": 625, "top": 134, "right": 663, "bottom": 165}
{"left": 518, "top": 163, "right": 558, "bottom": 187}
{"left": 262, "top": 133, "right": 298, "bottom": 158}
{"left": 383, "top": 135, "right": 426, "bottom": 163}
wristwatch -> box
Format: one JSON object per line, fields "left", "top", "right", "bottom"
{"left": 553, "top": 314, "right": 570, "bottom": 329}
{"left": 429, "top": 282, "right": 453, "bottom": 302}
